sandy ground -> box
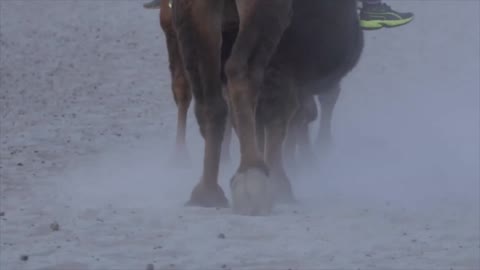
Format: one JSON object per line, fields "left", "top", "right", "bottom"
{"left": 1, "top": 1, "right": 479, "bottom": 270}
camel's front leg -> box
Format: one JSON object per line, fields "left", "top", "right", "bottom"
{"left": 173, "top": 0, "right": 228, "bottom": 207}
{"left": 316, "top": 84, "right": 340, "bottom": 156}
{"left": 226, "top": 0, "right": 293, "bottom": 215}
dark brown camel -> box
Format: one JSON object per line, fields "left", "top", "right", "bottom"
{"left": 159, "top": 0, "right": 233, "bottom": 163}
{"left": 171, "top": 0, "right": 363, "bottom": 215}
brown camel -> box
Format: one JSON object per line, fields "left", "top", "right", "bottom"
{"left": 170, "top": 0, "right": 363, "bottom": 215}
{"left": 159, "top": 0, "right": 234, "bottom": 163}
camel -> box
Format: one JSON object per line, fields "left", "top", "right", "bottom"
{"left": 167, "top": 0, "right": 363, "bottom": 215}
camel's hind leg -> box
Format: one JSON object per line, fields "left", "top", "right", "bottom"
{"left": 221, "top": 86, "right": 233, "bottom": 164}
{"left": 160, "top": 2, "right": 191, "bottom": 163}
{"left": 316, "top": 84, "right": 340, "bottom": 155}
{"left": 221, "top": 108, "right": 233, "bottom": 163}
{"left": 173, "top": 0, "right": 228, "bottom": 207}
{"left": 226, "top": 0, "right": 293, "bottom": 215}
{"left": 284, "top": 93, "right": 318, "bottom": 170}
{"left": 219, "top": 30, "right": 238, "bottom": 164}
{"left": 295, "top": 94, "right": 318, "bottom": 166}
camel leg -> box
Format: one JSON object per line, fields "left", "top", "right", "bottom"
{"left": 226, "top": 0, "right": 293, "bottom": 215}
{"left": 169, "top": 43, "right": 191, "bottom": 160}
{"left": 220, "top": 30, "right": 238, "bottom": 164}
{"left": 283, "top": 92, "right": 318, "bottom": 171}
{"left": 221, "top": 87, "right": 232, "bottom": 163}
{"left": 260, "top": 66, "right": 297, "bottom": 203}
{"left": 160, "top": 4, "right": 191, "bottom": 162}
{"left": 255, "top": 112, "right": 266, "bottom": 158}
{"left": 296, "top": 94, "right": 317, "bottom": 165}
{"left": 254, "top": 87, "right": 266, "bottom": 159}
{"left": 173, "top": 0, "right": 228, "bottom": 207}
{"left": 221, "top": 113, "right": 233, "bottom": 163}
{"left": 316, "top": 84, "right": 340, "bottom": 155}
{"left": 283, "top": 107, "right": 300, "bottom": 173}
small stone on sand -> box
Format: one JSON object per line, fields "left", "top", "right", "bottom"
{"left": 50, "top": 222, "right": 60, "bottom": 231}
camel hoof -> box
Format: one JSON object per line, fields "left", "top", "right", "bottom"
{"left": 186, "top": 182, "right": 229, "bottom": 208}
{"left": 230, "top": 168, "right": 274, "bottom": 216}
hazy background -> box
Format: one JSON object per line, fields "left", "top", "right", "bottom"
{"left": 0, "top": 0, "right": 478, "bottom": 269}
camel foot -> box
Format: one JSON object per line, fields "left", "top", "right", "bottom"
{"left": 185, "top": 181, "right": 229, "bottom": 208}
{"left": 230, "top": 167, "right": 274, "bottom": 216}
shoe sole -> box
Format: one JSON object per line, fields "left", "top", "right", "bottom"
{"left": 361, "top": 17, "right": 414, "bottom": 30}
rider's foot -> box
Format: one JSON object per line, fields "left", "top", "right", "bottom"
{"left": 143, "top": 0, "right": 161, "bottom": 9}
{"left": 360, "top": 3, "right": 414, "bottom": 30}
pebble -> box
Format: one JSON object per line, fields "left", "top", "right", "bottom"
{"left": 50, "top": 222, "right": 60, "bottom": 231}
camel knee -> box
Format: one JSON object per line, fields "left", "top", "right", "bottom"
{"left": 225, "top": 56, "right": 264, "bottom": 88}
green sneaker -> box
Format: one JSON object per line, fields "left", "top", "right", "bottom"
{"left": 143, "top": 0, "right": 161, "bottom": 9}
{"left": 360, "top": 3, "right": 414, "bottom": 30}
